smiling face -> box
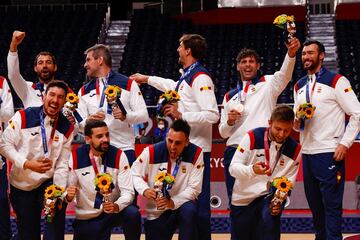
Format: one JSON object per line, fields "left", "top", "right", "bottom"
{"left": 166, "top": 128, "right": 189, "bottom": 161}
{"left": 301, "top": 43, "right": 324, "bottom": 74}
{"left": 86, "top": 126, "right": 110, "bottom": 154}
{"left": 43, "top": 86, "right": 66, "bottom": 118}
{"left": 268, "top": 120, "right": 293, "bottom": 144}
{"left": 237, "top": 56, "right": 260, "bottom": 81}
{"left": 34, "top": 55, "right": 57, "bottom": 83}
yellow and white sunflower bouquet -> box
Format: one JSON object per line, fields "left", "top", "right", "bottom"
{"left": 273, "top": 14, "right": 296, "bottom": 42}
{"left": 273, "top": 14, "right": 295, "bottom": 29}
{"left": 94, "top": 172, "right": 115, "bottom": 197}
{"left": 296, "top": 102, "right": 316, "bottom": 120}
{"left": 63, "top": 92, "right": 83, "bottom": 122}
{"left": 104, "top": 85, "right": 122, "bottom": 104}
{"left": 157, "top": 90, "right": 180, "bottom": 118}
{"left": 104, "top": 85, "right": 128, "bottom": 115}
{"left": 65, "top": 93, "right": 79, "bottom": 110}
{"left": 269, "top": 176, "right": 293, "bottom": 216}
{"left": 154, "top": 171, "right": 175, "bottom": 199}
{"left": 43, "top": 184, "right": 65, "bottom": 223}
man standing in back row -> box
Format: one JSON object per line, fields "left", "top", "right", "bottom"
{"left": 78, "top": 44, "right": 149, "bottom": 167}
{"left": 8, "top": 30, "right": 59, "bottom": 108}
{"left": 131, "top": 34, "right": 219, "bottom": 240}
{"left": 294, "top": 40, "right": 360, "bottom": 240}
{"left": 219, "top": 38, "right": 300, "bottom": 204}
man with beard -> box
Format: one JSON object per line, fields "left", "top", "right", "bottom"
{"left": 64, "top": 120, "right": 141, "bottom": 240}
{"left": 229, "top": 105, "right": 301, "bottom": 240}
{"left": 8, "top": 31, "right": 75, "bottom": 239}
{"left": 131, "top": 34, "right": 219, "bottom": 240}
{"left": 131, "top": 119, "right": 204, "bottom": 240}
{"left": 218, "top": 38, "right": 300, "bottom": 205}
{"left": 78, "top": 44, "right": 148, "bottom": 169}
{"left": 7, "top": 31, "right": 58, "bottom": 108}
{"left": 293, "top": 40, "right": 360, "bottom": 240}
{"left": 0, "top": 80, "right": 74, "bottom": 240}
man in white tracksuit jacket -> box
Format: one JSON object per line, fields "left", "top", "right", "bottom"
{"left": 219, "top": 38, "right": 300, "bottom": 204}
{"left": 230, "top": 105, "right": 301, "bottom": 240}
{"left": 293, "top": 40, "right": 360, "bottom": 240}
{"left": 131, "top": 34, "right": 219, "bottom": 240}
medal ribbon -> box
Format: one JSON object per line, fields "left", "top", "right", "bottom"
{"left": 40, "top": 110, "right": 58, "bottom": 158}
{"left": 90, "top": 150, "right": 108, "bottom": 209}
{"left": 166, "top": 156, "right": 182, "bottom": 190}
{"left": 175, "top": 61, "right": 200, "bottom": 91}
{"left": 237, "top": 81, "right": 251, "bottom": 103}
{"left": 264, "top": 128, "right": 283, "bottom": 176}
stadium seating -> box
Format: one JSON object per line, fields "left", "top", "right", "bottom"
{"left": 336, "top": 19, "right": 360, "bottom": 99}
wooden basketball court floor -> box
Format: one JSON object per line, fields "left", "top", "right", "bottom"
{"left": 63, "top": 234, "right": 356, "bottom": 239}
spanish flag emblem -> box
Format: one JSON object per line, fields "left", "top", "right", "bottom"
{"left": 200, "top": 86, "right": 212, "bottom": 91}
{"left": 54, "top": 136, "right": 59, "bottom": 142}
{"left": 9, "top": 120, "right": 15, "bottom": 130}
{"left": 344, "top": 87, "right": 353, "bottom": 93}
{"left": 237, "top": 145, "right": 245, "bottom": 153}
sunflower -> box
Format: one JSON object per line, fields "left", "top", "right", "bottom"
{"left": 94, "top": 173, "right": 113, "bottom": 192}
{"left": 297, "top": 103, "right": 316, "bottom": 119}
{"left": 104, "top": 85, "right": 121, "bottom": 99}
{"left": 155, "top": 172, "right": 166, "bottom": 182}
{"left": 104, "top": 85, "right": 116, "bottom": 98}
{"left": 304, "top": 107, "right": 315, "bottom": 119}
{"left": 44, "top": 185, "right": 56, "bottom": 199}
{"left": 160, "top": 90, "right": 180, "bottom": 102}
{"left": 171, "top": 92, "right": 178, "bottom": 98}
{"left": 66, "top": 93, "right": 79, "bottom": 104}
{"left": 273, "top": 177, "right": 293, "bottom": 193}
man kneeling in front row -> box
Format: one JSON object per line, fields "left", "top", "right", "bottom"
{"left": 131, "top": 119, "right": 204, "bottom": 240}
{"left": 64, "top": 120, "right": 141, "bottom": 240}
{"left": 230, "top": 105, "right": 302, "bottom": 240}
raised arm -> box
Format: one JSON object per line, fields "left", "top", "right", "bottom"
{"left": 7, "top": 31, "right": 30, "bottom": 102}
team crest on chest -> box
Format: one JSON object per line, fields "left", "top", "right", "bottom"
{"left": 181, "top": 166, "right": 187, "bottom": 173}
{"left": 251, "top": 87, "right": 256, "bottom": 93}
{"left": 317, "top": 86, "right": 322, "bottom": 93}
{"left": 279, "top": 158, "right": 285, "bottom": 166}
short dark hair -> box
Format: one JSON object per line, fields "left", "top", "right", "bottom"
{"left": 84, "top": 44, "right": 112, "bottom": 68}
{"left": 45, "top": 80, "right": 69, "bottom": 96}
{"left": 34, "top": 52, "right": 56, "bottom": 66}
{"left": 303, "top": 40, "right": 325, "bottom": 54}
{"left": 270, "top": 105, "right": 295, "bottom": 123}
{"left": 236, "top": 48, "right": 261, "bottom": 63}
{"left": 170, "top": 119, "right": 191, "bottom": 138}
{"left": 179, "top": 34, "right": 207, "bottom": 60}
{"left": 84, "top": 120, "right": 108, "bottom": 137}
